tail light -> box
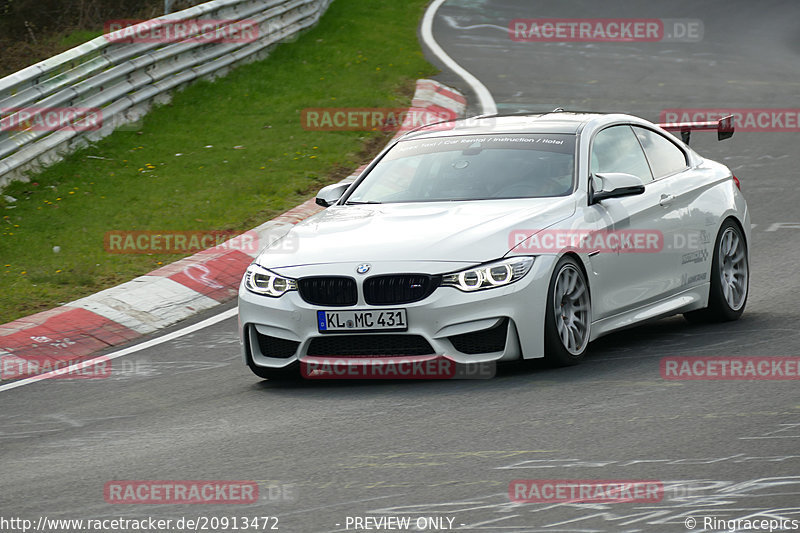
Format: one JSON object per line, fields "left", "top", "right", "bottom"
{"left": 732, "top": 174, "right": 741, "bottom": 190}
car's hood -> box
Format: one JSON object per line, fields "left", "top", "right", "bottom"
{"left": 256, "top": 197, "right": 576, "bottom": 267}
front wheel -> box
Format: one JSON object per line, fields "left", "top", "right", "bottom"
{"left": 684, "top": 219, "right": 749, "bottom": 323}
{"left": 544, "top": 256, "right": 591, "bottom": 366}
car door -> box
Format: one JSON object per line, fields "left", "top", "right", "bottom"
{"left": 632, "top": 126, "right": 709, "bottom": 294}
{"left": 585, "top": 124, "right": 677, "bottom": 320}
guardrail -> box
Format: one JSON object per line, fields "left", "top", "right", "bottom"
{"left": 0, "top": 0, "right": 332, "bottom": 189}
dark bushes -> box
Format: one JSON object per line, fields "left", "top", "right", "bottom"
{"left": 0, "top": 0, "right": 201, "bottom": 76}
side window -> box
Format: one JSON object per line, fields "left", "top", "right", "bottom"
{"left": 633, "top": 126, "right": 688, "bottom": 179}
{"left": 590, "top": 125, "right": 653, "bottom": 183}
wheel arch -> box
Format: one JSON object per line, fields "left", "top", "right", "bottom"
{"left": 560, "top": 251, "right": 593, "bottom": 304}
{"left": 710, "top": 214, "right": 750, "bottom": 269}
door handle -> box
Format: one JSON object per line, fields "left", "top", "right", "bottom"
{"left": 659, "top": 194, "right": 675, "bottom": 207}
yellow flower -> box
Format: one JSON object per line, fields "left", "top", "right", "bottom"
{"left": 56, "top": 269, "right": 62, "bottom": 273}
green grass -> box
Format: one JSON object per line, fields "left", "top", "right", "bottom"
{"left": 59, "top": 29, "right": 105, "bottom": 49}
{"left": 0, "top": 0, "right": 438, "bottom": 323}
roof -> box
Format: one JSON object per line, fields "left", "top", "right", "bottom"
{"left": 401, "top": 112, "right": 605, "bottom": 140}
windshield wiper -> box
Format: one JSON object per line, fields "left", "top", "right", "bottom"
{"left": 345, "top": 200, "right": 382, "bottom": 205}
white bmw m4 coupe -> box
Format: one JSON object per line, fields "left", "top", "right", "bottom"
{"left": 238, "top": 112, "right": 749, "bottom": 379}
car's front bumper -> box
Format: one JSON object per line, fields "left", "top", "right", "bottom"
{"left": 237, "top": 257, "right": 555, "bottom": 371}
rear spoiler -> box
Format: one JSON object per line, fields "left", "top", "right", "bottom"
{"left": 657, "top": 115, "right": 734, "bottom": 144}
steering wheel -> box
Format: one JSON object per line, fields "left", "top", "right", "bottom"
{"left": 425, "top": 173, "right": 491, "bottom": 199}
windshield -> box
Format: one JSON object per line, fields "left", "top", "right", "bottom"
{"left": 346, "top": 133, "right": 576, "bottom": 203}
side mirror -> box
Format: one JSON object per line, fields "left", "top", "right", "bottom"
{"left": 591, "top": 172, "right": 646, "bottom": 204}
{"left": 315, "top": 182, "right": 350, "bottom": 207}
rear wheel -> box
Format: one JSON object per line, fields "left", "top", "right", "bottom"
{"left": 544, "top": 256, "right": 591, "bottom": 366}
{"left": 684, "top": 219, "right": 748, "bottom": 323}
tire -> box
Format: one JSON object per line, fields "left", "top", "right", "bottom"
{"left": 248, "top": 361, "right": 300, "bottom": 381}
{"left": 684, "top": 219, "right": 749, "bottom": 323}
{"left": 544, "top": 256, "right": 591, "bottom": 366}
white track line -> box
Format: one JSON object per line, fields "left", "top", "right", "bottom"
{"left": 0, "top": 307, "right": 238, "bottom": 393}
{"left": 421, "top": 0, "right": 497, "bottom": 115}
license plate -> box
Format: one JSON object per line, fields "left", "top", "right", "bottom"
{"left": 317, "top": 309, "right": 407, "bottom": 333}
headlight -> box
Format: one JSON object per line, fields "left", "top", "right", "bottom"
{"left": 442, "top": 257, "right": 534, "bottom": 292}
{"left": 243, "top": 264, "right": 297, "bottom": 297}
